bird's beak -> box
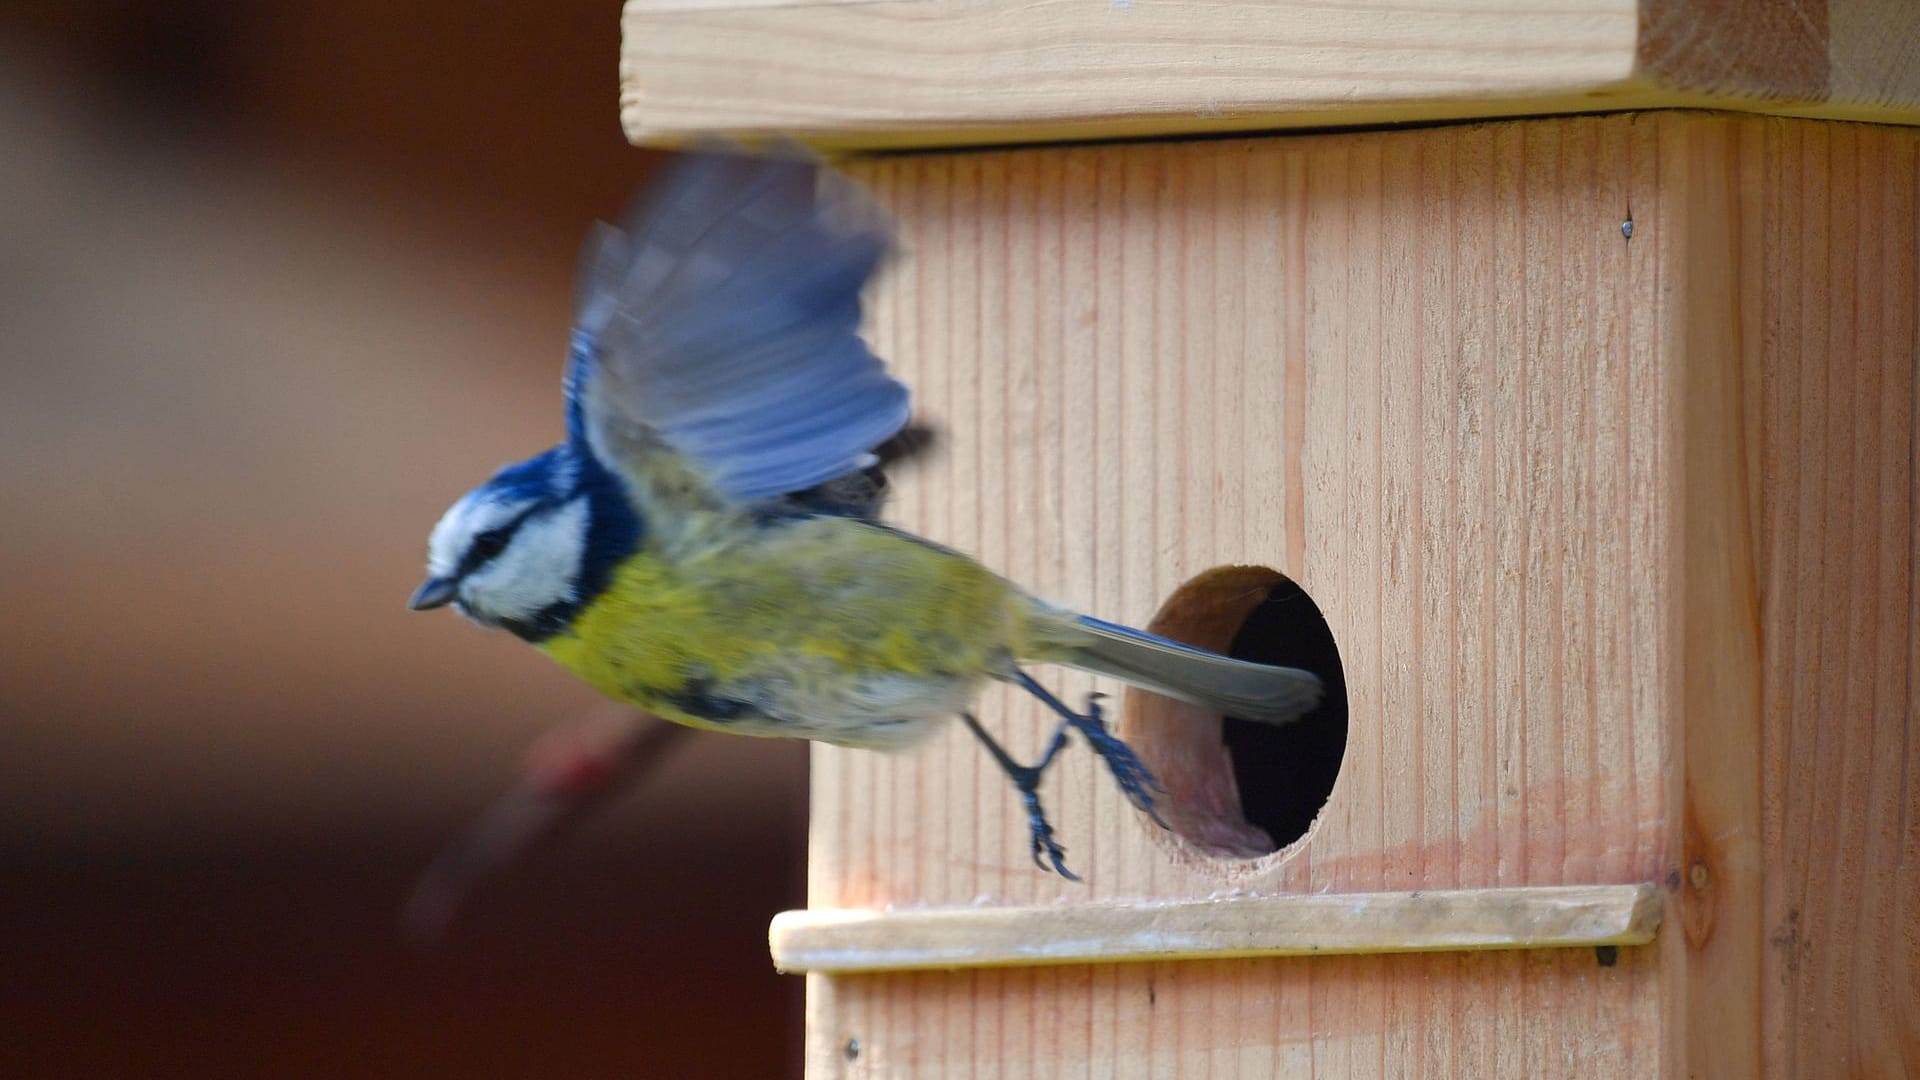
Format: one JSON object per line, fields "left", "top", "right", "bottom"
{"left": 409, "top": 577, "right": 459, "bottom": 611}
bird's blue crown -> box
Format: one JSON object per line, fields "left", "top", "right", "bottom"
{"left": 457, "top": 334, "right": 642, "bottom": 641}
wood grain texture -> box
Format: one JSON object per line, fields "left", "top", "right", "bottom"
{"left": 617, "top": 0, "right": 1920, "bottom": 149}
{"left": 1828, "top": 0, "right": 1920, "bottom": 113}
{"left": 620, "top": 0, "right": 1641, "bottom": 148}
{"left": 797, "top": 113, "right": 1919, "bottom": 1077}
{"left": 809, "top": 114, "right": 1674, "bottom": 1077}
{"left": 1666, "top": 113, "right": 1767, "bottom": 1080}
{"left": 772, "top": 885, "right": 1662, "bottom": 973}
{"left": 1738, "top": 116, "right": 1920, "bottom": 1080}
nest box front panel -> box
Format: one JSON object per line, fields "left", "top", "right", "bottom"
{"left": 822, "top": 118, "right": 1675, "bottom": 912}
{"left": 797, "top": 115, "right": 1686, "bottom": 1074}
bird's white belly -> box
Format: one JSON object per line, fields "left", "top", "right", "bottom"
{"left": 734, "top": 670, "right": 982, "bottom": 750}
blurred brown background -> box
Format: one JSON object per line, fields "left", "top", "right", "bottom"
{"left": 1, "top": 5, "right": 808, "bottom": 1076}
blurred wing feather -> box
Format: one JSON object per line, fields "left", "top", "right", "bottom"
{"left": 572, "top": 146, "right": 908, "bottom": 505}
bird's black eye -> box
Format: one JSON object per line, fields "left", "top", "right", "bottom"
{"left": 468, "top": 528, "right": 511, "bottom": 564}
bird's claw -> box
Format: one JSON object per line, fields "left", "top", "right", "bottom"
{"left": 1071, "top": 693, "right": 1169, "bottom": 829}
{"left": 959, "top": 712, "right": 1083, "bottom": 880}
{"left": 1022, "top": 790, "right": 1078, "bottom": 881}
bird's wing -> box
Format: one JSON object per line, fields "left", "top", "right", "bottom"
{"left": 567, "top": 145, "right": 910, "bottom": 510}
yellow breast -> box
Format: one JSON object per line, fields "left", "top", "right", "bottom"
{"left": 538, "top": 516, "right": 1037, "bottom": 731}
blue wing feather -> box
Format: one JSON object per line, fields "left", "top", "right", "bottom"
{"left": 568, "top": 145, "right": 909, "bottom": 505}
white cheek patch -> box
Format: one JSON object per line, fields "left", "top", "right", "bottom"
{"left": 459, "top": 497, "right": 590, "bottom": 623}
{"left": 427, "top": 492, "right": 531, "bottom": 579}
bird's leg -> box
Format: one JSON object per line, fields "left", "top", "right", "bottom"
{"left": 959, "top": 711, "right": 1077, "bottom": 880}
{"left": 1014, "top": 671, "right": 1168, "bottom": 829}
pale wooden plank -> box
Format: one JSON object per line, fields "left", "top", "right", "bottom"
{"left": 1485, "top": 118, "right": 1533, "bottom": 1080}
{"left": 1410, "top": 126, "right": 1461, "bottom": 1080}
{"left": 772, "top": 885, "right": 1662, "bottom": 974}
{"left": 1663, "top": 112, "right": 1766, "bottom": 1080}
{"left": 1827, "top": 0, "right": 1920, "bottom": 114}
{"left": 1741, "top": 116, "right": 1920, "bottom": 1080}
{"left": 621, "top": 0, "right": 1640, "bottom": 148}
{"left": 618, "top": 0, "right": 1920, "bottom": 149}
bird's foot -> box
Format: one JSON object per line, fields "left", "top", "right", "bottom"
{"left": 1013, "top": 673, "right": 1171, "bottom": 830}
{"left": 1018, "top": 785, "right": 1076, "bottom": 881}
{"left": 1067, "top": 693, "right": 1169, "bottom": 829}
{"left": 960, "top": 712, "right": 1079, "bottom": 880}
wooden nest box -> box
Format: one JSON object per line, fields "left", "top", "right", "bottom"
{"left": 620, "top": 1, "right": 1920, "bottom": 1075}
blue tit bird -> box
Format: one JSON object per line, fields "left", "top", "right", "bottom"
{"left": 411, "top": 146, "right": 1323, "bottom": 878}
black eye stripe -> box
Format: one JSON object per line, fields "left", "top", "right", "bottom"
{"left": 457, "top": 508, "right": 539, "bottom": 576}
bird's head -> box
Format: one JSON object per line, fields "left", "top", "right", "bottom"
{"left": 411, "top": 446, "right": 612, "bottom": 641}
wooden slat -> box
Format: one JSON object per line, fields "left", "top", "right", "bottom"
{"left": 1739, "top": 116, "right": 1920, "bottom": 1080}
{"left": 1666, "top": 114, "right": 1767, "bottom": 1080}
{"left": 772, "top": 884, "right": 1662, "bottom": 973}
{"left": 618, "top": 0, "right": 1920, "bottom": 149}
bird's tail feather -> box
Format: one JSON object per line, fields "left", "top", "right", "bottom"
{"left": 1060, "top": 616, "right": 1323, "bottom": 726}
